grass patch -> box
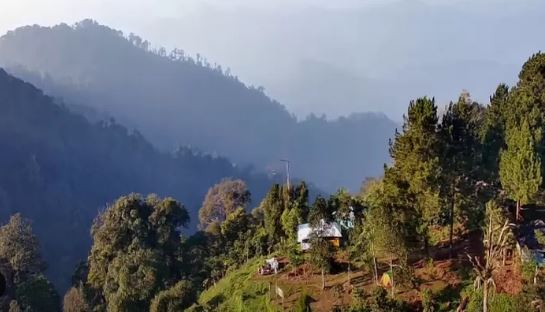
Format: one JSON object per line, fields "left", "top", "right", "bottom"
{"left": 193, "top": 257, "right": 280, "bottom": 312}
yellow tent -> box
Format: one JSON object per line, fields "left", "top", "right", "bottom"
{"left": 381, "top": 271, "right": 393, "bottom": 288}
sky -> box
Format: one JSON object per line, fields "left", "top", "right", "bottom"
{"left": 1, "top": 0, "right": 545, "bottom": 121}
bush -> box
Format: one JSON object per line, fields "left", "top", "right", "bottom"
{"left": 521, "top": 259, "right": 538, "bottom": 284}
{"left": 394, "top": 265, "right": 417, "bottom": 289}
{"left": 150, "top": 280, "right": 195, "bottom": 312}
{"left": 8, "top": 300, "right": 22, "bottom": 312}
{"left": 16, "top": 274, "right": 60, "bottom": 312}
{"left": 294, "top": 291, "right": 312, "bottom": 312}
{"left": 489, "top": 293, "right": 517, "bottom": 312}
{"left": 464, "top": 287, "right": 529, "bottom": 312}
{"left": 421, "top": 289, "right": 435, "bottom": 312}
{"left": 63, "top": 287, "right": 90, "bottom": 312}
{"left": 366, "top": 287, "right": 411, "bottom": 312}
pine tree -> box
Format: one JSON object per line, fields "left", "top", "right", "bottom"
{"left": 481, "top": 84, "right": 509, "bottom": 183}
{"left": 388, "top": 97, "right": 442, "bottom": 251}
{"left": 499, "top": 119, "right": 542, "bottom": 221}
{"left": 509, "top": 53, "right": 545, "bottom": 179}
{"left": 260, "top": 184, "right": 287, "bottom": 247}
{"left": 440, "top": 92, "right": 483, "bottom": 256}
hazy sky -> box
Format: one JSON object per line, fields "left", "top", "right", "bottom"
{"left": 1, "top": 0, "right": 545, "bottom": 120}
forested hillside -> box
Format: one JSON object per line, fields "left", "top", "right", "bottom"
{"left": 3, "top": 46, "right": 545, "bottom": 312}
{"left": 0, "top": 20, "right": 397, "bottom": 192}
{"left": 179, "top": 52, "right": 545, "bottom": 312}
{"left": 0, "top": 69, "right": 271, "bottom": 290}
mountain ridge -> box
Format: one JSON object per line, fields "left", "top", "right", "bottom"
{"left": 0, "top": 67, "right": 271, "bottom": 290}
{"left": 0, "top": 19, "right": 397, "bottom": 191}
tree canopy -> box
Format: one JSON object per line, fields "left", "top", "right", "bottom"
{"left": 86, "top": 194, "right": 190, "bottom": 311}
{"left": 198, "top": 179, "right": 251, "bottom": 231}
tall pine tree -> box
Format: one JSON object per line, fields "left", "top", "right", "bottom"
{"left": 440, "top": 92, "right": 483, "bottom": 256}
{"left": 481, "top": 84, "right": 509, "bottom": 184}
{"left": 499, "top": 119, "right": 542, "bottom": 221}
{"left": 388, "top": 97, "right": 442, "bottom": 252}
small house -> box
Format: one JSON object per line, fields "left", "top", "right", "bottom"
{"left": 297, "top": 220, "right": 343, "bottom": 251}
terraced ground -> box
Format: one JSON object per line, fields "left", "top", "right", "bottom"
{"left": 190, "top": 230, "right": 523, "bottom": 312}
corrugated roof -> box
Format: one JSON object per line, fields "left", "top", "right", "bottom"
{"left": 297, "top": 220, "right": 342, "bottom": 243}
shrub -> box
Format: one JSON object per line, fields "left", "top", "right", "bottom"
{"left": 16, "top": 274, "right": 60, "bottom": 312}
{"left": 8, "top": 300, "right": 22, "bottom": 312}
{"left": 63, "top": 287, "right": 90, "bottom": 312}
{"left": 150, "top": 280, "right": 195, "bottom": 312}
{"left": 366, "top": 287, "right": 411, "bottom": 312}
{"left": 521, "top": 259, "right": 538, "bottom": 284}
{"left": 421, "top": 289, "right": 435, "bottom": 312}
{"left": 294, "top": 291, "right": 312, "bottom": 312}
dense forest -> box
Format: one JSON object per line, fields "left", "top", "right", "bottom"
{"left": 0, "top": 19, "right": 398, "bottom": 192}
{"left": 0, "top": 68, "right": 273, "bottom": 292}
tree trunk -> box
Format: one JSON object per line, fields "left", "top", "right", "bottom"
{"left": 373, "top": 256, "right": 378, "bottom": 285}
{"left": 348, "top": 261, "right": 351, "bottom": 285}
{"left": 321, "top": 268, "right": 325, "bottom": 290}
{"left": 516, "top": 199, "right": 521, "bottom": 222}
{"left": 372, "top": 242, "right": 378, "bottom": 285}
{"left": 390, "top": 257, "right": 395, "bottom": 298}
{"left": 449, "top": 188, "right": 456, "bottom": 258}
{"left": 483, "top": 283, "right": 488, "bottom": 312}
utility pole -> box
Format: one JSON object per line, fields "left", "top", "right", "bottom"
{"left": 280, "top": 159, "right": 291, "bottom": 190}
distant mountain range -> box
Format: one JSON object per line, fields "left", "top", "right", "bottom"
{"left": 0, "top": 20, "right": 397, "bottom": 192}
{"left": 0, "top": 68, "right": 272, "bottom": 290}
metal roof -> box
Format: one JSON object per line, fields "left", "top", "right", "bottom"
{"left": 297, "top": 220, "right": 342, "bottom": 243}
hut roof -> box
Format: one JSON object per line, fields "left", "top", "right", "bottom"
{"left": 297, "top": 220, "right": 342, "bottom": 243}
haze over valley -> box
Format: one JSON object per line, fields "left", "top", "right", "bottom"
{"left": 1, "top": 1, "right": 545, "bottom": 311}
